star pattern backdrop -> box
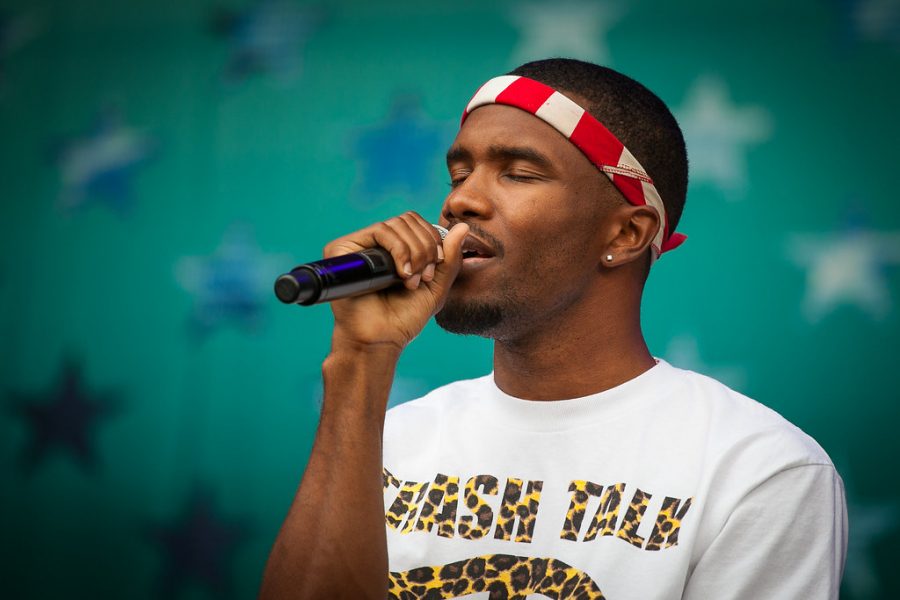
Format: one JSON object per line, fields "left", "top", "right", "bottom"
{"left": 0, "top": 0, "right": 898, "bottom": 598}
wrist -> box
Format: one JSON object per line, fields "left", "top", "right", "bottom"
{"left": 330, "top": 328, "right": 406, "bottom": 358}
{"left": 321, "top": 344, "right": 399, "bottom": 419}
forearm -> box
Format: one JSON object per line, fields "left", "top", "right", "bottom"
{"left": 259, "top": 343, "right": 399, "bottom": 600}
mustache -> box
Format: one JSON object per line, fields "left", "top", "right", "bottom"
{"left": 445, "top": 221, "right": 505, "bottom": 257}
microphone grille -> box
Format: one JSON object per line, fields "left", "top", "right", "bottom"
{"left": 432, "top": 224, "right": 449, "bottom": 240}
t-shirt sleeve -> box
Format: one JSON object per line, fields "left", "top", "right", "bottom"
{"left": 682, "top": 463, "right": 848, "bottom": 600}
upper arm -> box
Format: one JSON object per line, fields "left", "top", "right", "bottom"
{"left": 683, "top": 464, "right": 848, "bottom": 600}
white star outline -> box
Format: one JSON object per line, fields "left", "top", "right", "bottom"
{"left": 787, "top": 229, "right": 900, "bottom": 323}
{"left": 507, "top": 0, "right": 624, "bottom": 67}
{"left": 675, "top": 76, "right": 773, "bottom": 198}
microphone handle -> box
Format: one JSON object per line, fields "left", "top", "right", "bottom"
{"left": 275, "top": 248, "right": 399, "bottom": 305}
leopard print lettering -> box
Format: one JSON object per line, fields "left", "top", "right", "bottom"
{"left": 387, "top": 480, "right": 429, "bottom": 533}
{"left": 645, "top": 496, "right": 692, "bottom": 551}
{"left": 493, "top": 478, "right": 543, "bottom": 543}
{"left": 615, "top": 488, "right": 652, "bottom": 548}
{"left": 388, "top": 554, "right": 606, "bottom": 599}
{"left": 415, "top": 473, "right": 460, "bottom": 539}
{"left": 457, "top": 475, "right": 499, "bottom": 540}
{"left": 582, "top": 482, "right": 625, "bottom": 541}
{"left": 384, "top": 467, "right": 402, "bottom": 491}
{"left": 559, "top": 480, "right": 605, "bottom": 541}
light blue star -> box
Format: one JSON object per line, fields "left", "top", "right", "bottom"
{"left": 662, "top": 335, "right": 747, "bottom": 391}
{"left": 788, "top": 229, "right": 900, "bottom": 323}
{"left": 53, "top": 107, "right": 155, "bottom": 215}
{"left": 212, "top": 0, "right": 323, "bottom": 84}
{"left": 176, "top": 224, "right": 290, "bottom": 337}
{"left": 840, "top": 0, "right": 900, "bottom": 49}
{"left": 507, "top": 0, "right": 623, "bottom": 67}
{"left": 351, "top": 94, "right": 448, "bottom": 210}
{"left": 675, "top": 76, "right": 773, "bottom": 198}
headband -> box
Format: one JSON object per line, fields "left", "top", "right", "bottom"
{"left": 461, "top": 75, "right": 686, "bottom": 260}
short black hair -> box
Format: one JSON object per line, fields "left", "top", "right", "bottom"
{"left": 509, "top": 58, "right": 688, "bottom": 234}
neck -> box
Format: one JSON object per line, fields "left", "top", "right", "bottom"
{"left": 491, "top": 293, "right": 655, "bottom": 401}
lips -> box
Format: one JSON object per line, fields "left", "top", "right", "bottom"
{"left": 460, "top": 235, "right": 496, "bottom": 260}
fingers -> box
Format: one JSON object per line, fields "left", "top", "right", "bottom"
{"left": 322, "top": 211, "right": 443, "bottom": 290}
{"left": 430, "top": 222, "right": 469, "bottom": 291}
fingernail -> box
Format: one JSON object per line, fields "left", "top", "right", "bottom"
{"left": 408, "top": 274, "right": 422, "bottom": 289}
{"left": 403, "top": 262, "right": 412, "bottom": 276}
{"left": 437, "top": 245, "right": 445, "bottom": 261}
{"left": 423, "top": 263, "right": 435, "bottom": 282}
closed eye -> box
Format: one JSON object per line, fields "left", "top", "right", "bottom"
{"left": 505, "top": 173, "right": 541, "bottom": 183}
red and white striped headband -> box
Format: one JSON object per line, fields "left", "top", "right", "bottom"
{"left": 461, "top": 75, "right": 686, "bottom": 260}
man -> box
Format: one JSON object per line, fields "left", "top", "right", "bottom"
{"left": 260, "top": 59, "right": 847, "bottom": 599}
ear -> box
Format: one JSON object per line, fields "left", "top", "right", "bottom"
{"left": 599, "top": 205, "right": 660, "bottom": 268}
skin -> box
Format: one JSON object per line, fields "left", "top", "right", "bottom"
{"left": 259, "top": 99, "right": 662, "bottom": 599}
{"left": 440, "top": 102, "right": 661, "bottom": 399}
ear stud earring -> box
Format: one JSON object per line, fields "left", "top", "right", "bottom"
{"left": 605, "top": 255, "right": 614, "bottom": 262}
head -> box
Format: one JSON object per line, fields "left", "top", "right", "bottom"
{"left": 435, "top": 58, "right": 688, "bottom": 341}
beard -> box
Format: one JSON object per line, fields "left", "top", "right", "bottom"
{"left": 434, "top": 298, "right": 505, "bottom": 336}
{"left": 435, "top": 276, "right": 530, "bottom": 338}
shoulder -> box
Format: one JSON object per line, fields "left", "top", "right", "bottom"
{"left": 383, "top": 374, "right": 491, "bottom": 439}
{"left": 382, "top": 374, "right": 492, "bottom": 469}
{"left": 668, "top": 363, "right": 833, "bottom": 468}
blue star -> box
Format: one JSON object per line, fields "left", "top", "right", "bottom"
{"left": 351, "top": 94, "right": 448, "bottom": 210}
{"left": 52, "top": 106, "right": 156, "bottom": 215}
{"left": 9, "top": 360, "right": 119, "bottom": 475}
{"left": 176, "top": 224, "right": 290, "bottom": 338}
{"left": 210, "top": 0, "right": 323, "bottom": 84}
{"left": 148, "top": 484, "right": 251, "bottom": 599}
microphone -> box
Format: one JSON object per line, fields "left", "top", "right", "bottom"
{"left": 274, "top": 224, "right": 449, "bottom": 305}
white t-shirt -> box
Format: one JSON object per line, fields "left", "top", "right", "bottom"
{"left": 382, "top": 359, "right": 847, "bottom": 599}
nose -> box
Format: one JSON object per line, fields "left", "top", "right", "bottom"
{"left": 441, "top": 173, "right": 493, "bottom": 223}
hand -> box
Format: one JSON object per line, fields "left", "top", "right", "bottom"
{"left": 323, "top": 211, "right": 469, "bottom": 352}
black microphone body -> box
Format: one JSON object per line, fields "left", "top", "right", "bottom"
{"left": 274, "top": 248, "right": 399, "bottom": 305}
{"left": 274, "top": 225, "right": 448, "bottom": 305}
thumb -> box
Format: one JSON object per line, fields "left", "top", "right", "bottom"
{"left": 430, "top": 223, "right": 469, "bottom": 292}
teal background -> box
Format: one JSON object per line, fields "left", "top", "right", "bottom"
{"left": 1, "top": 0, "right": 899, "bottom": 597}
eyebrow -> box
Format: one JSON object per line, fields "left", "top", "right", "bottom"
{"left": 446, "top": 144, "right": 555, "bottom": 171}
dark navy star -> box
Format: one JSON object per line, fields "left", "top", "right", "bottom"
{"left": 149, "top": 484, "right": 252, "bottom": 599}
{"left": 10, "top": 360, "right": 119, "bottom": 475}
{"left": 176, "top": 224, "right": 289, "bottom": 338}
{"left": 52, "top": 106, "right": 156, "bottom": 216}
{"left": 351, "top": 93, "right": 449, "bottom": 209}
{"left": 210, "top": 0, "right": 323, "bottom": 84}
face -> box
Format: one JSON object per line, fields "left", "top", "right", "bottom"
{"left": 435, "top": 103, "right": 621, "bottom": 340}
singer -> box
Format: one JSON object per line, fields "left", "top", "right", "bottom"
{"left": 260, "top": 59, "right": 847, "bottom": 599}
